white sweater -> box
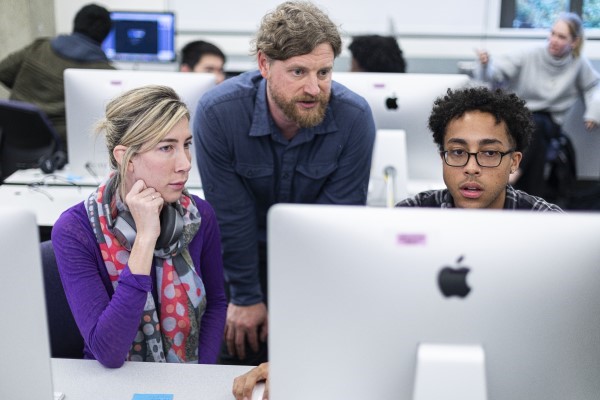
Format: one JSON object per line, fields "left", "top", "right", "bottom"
{"left": 475, "top": 45, "right": 600, "bottom": 125}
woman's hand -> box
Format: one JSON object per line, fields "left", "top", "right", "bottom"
{"left": 124, "top": 180, "right": 164, "bottom": 275}
{"left": 125, "top": 180, "right": 163, "bottom": 240}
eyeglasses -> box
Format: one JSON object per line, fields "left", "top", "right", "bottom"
{"left": 441, "top": 149, "right": 515, "bottom": 168}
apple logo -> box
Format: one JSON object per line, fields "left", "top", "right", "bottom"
{"left": 385, "top": 93, "right": 399, "bottom": 110}
{"left": 437, "top": 255, "right": 471, "bottom": 298}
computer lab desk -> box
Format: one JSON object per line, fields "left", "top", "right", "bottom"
{"left": 1, "top": 168, "right": 445, "bottom": 231}
{"left": 0, "top": 169, "right": 204, "bottom": 241}
{"left": 51, "top": 358, "right": 255, "bottom": 400}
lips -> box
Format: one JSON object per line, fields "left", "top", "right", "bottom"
{"left": 459, "top": 182, "right": 483, "bottom": 199}
{"left": 169, "top": 181, "right": 186, "bottom": 190}
{"left": 297, "top": 98, "right": 318, "bottom": 109}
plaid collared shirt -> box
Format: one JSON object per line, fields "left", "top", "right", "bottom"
{"left": 396, "top": 185, "right": 563, "bottom": 212}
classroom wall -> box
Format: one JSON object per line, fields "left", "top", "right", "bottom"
{"left": 9, "top": 0, "right": 600, "bottom": 178}
{"left": 53, "top": 0, "right": 600, "bottom": 72}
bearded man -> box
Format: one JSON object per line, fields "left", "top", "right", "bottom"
{"left": 194, "top": 1, "right": 376, "bottom": 367}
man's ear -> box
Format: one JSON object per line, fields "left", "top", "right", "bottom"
{"left": 180, "top": 64, "right": 191, "bottom": 72}
{"left": 511, "top": 151, "right": 523, "bottom": 172}
{"left": 257, "top": 51, "right": 270, "bottom": 79}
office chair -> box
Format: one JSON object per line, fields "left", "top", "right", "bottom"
{"left": 40, "top": 240, "right": 84, "bottom": 359}
{"left": 0, "top": 100, "right": 66, "bottom": 182}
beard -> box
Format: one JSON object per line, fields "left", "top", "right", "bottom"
{"left": 268, "top": 82, "right": 330, "bottom": 128}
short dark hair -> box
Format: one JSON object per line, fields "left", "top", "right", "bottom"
{"left": 73, "top": 3, "right": 112, "bottom": 44}
{"left": 429, "top": 86, "right": 533, "bottom": 153}
{"left": 252, "top": 1, "right": 342, "bottom": 60}
{"left": 180, "top": 40, "right": 226, "bottom": 69}
{"left": 348, "top": 35, "right": 406, "bottom": 73}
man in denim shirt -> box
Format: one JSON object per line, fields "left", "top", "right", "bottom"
{"left": 194, "top": 1, "right": 376, "bottom": 366}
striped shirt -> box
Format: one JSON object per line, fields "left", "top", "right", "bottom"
{"left": 396, "top": 185, "right": 563, "bottom": 212}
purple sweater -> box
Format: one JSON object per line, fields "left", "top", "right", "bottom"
{"left": 52, "top": 195, "right": 227, "bottom": 368}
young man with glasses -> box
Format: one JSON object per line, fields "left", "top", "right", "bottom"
{"left": 397, "top": 86, "right": 562, "bottom": 211}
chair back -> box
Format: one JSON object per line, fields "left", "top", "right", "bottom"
{"left": 0, "top": 100, "right": 63, "bottom": 181}
{"left": 40, "top": 240, "right": 84, "bottom": 358}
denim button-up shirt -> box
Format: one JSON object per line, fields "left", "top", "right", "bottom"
{"left": 194, "top": 70, "right": 376, "bottom": 305}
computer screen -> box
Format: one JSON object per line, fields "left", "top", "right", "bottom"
{"left": 268, "top": 204, "right": 600, "bottom": 400}
{"left": 101, "top": 11, "right": 176, "bottom": 63}
{"left": 0, "top": 208, "right": 55, "bottom": 400}
{"left": 64, "top": 68, "right": 216, "bottom": 187}
{"left": 332, "top": 72, "right": 470, "bottom": 182}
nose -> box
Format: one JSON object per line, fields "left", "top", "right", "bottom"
{"left": 303, "top": 74, "right": 320, "bottom": 97}
{"left": 177, "top": 148, "right": 192, "bottom": 173}
{"left": 463, "top": 153, "right": 481, "bottom": 175}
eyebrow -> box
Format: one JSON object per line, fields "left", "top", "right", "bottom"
{"left": 286, "top": 62, "right": 334, "bottom": 71}
{"left": 159, "top": 136, "right": 193, "bottom": 144}
{"left": 446, "top": 138, "right": 504, "bottom": 146}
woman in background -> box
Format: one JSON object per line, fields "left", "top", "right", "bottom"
{"left": 52, "top": 85, "right": 227, "bottom": 367}
{"left": 475, "top": 12, "right": 600, "bottom": 199}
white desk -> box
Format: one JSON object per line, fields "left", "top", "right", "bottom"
{"left": 0, "top": 184, "right": 91, "bottom": 226}
{"left": 0, "top": 170, "right": 205, "bottom": 227}
{"left": 51, "top": 358, "right": 256, "bottom": 400}
{"left": 4, "top": 168, "right": 101, "bottom": 187}
{"left": 1, "top": 170, "right": 441, "bottom": 225}
{"left": 4, "top": 167, "right": 205, "bottom": 189}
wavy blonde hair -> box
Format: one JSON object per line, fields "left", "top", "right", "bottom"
{"left": 95, "top": 85, "right": 190, "bottom": 192}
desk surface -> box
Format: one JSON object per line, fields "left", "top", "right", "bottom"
{"left": 0, "top": 184, "right": 91, "bottom": 227}
{"left": 4, "top": 167, "right": 205, "bottom": 189}
{"left": 1, "top": 169, "right": 443, "bottom": 228}
{"left": 0, "top": 180, "right": 204, "bottom": 227}
{"left": 4, "top": 168, "right": 101, "bottom": 187}
{"left": 51, "top": 358, "right": 256, "bottom": 400}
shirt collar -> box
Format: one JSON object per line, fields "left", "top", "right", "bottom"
{"left": 503, "top": 185, "right": 518, "bottom": 209}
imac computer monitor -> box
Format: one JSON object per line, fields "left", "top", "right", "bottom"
{"left": 268, "top": 204, "right": 600, "bottom": 400}
{"left": 64, "top": 68, "right": 216, "bottom": 187}
{"left": 332, "top": 72, "right": 470, "bottom": 182}
{"left": 101, "top": 11, "right": 176, "bottom": 63}
{"left": 0, "top": 208, "right": 55, "bottom": 400}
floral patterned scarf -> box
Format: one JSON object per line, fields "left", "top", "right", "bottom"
{"left": 86, "top": 174, "right": 207, "bottom": 363}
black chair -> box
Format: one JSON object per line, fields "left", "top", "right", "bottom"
{"left": 0, "top": 100, "right": 66, "bottom": 182}
{"left": 40, "top": 240, "right": 85, "bottom": 359}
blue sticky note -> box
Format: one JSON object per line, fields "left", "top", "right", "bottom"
{"left": 132, "top": 394, "right": 174, "bottom": 400}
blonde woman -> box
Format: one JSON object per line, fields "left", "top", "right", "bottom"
{"left": 52, "top": 85, "right": 226, "bottom": 367}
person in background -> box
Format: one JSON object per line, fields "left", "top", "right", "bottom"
{"left": 52, "top": 85, "right": 227, "bottom": 367}
{"left": 348, "top": 34, "right": 406, "bottom": 72}
{"left": 0, "top": 3, "right": 114, "bottom": 154}
{"left": 474, "top": 12, "right": 600, "bottom": 200}
{"left": 179, "top": 40, "right": 227, "bottom": 84}
{"left": 194, "top": 1, "right": 376, "bottom": 366}
{"left": 397, "top": 86, "right": 562, "bottom": 211}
